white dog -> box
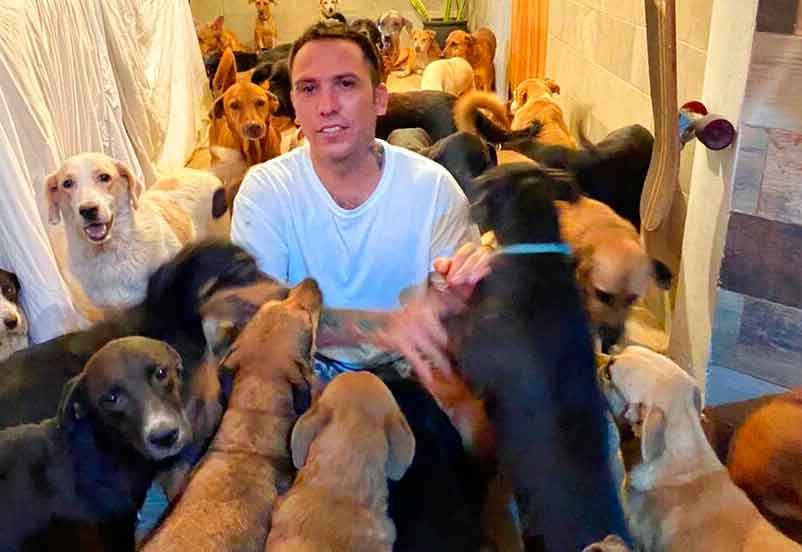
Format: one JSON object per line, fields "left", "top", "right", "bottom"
{"left": 319, "top": 0, "right": 343, "bottom": 22}
{"left": 599, "top": 346, "right": 801, "bottom": 551}
{"left": 46, "top": 153, "right": 227, "bottom": 310}
{"left": 0, "top": 269, "right": 28, "bottom": 361}
{"left": 420, "top": 57, "right": 475, "bottom": 97}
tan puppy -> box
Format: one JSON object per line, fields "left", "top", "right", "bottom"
{"left": 557, "top": 195, "right": 671, "bottom": 351}
{"left": 141, "top": 279, "right": 322, "bottom": 552}
{"left": 420, "top": 57, "right": 475, "bottom": 97}
{"left": 196, "top": 16, "right": 247, "bottom": 56}
{"left": 251, "top": 0, "right": 278, "bottom": 50}
{"left": 443, "top": 28, "right": 496, "bottom": 91}
{"left": 729, "top": 391, "right": 802, "bottom": 524}
{"left": 378, "top": 10, "right": 413, "bottom": 71}
{"left": 510, "top": 77, "right": 576, "bottom": 147}
{"left": 265, "top": 371, "right": 415, "bottom": 551}
{"left": 45, "top": 154, "right": 225, "bottom": 310}
{"left": 599, "top": 345, "right": 801, "bottom": 551}
{"left": 395, "top": 29, "right": 441, "bottom": 78}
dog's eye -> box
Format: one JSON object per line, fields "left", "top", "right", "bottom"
{"left": 98, "top": 173, "right": 111, "bottom": 183}
{"left": 1, "top": 286, "right": 12, "bottom": 297}
{"left": 154, "top": 366, "right": 168, "bottom": 381}
{"left": 229, "top": 101, "right": 240, "bottom": 111}
{"left": 595, "top": 288, "right": 615, "bottom": 306}
{"left": 62, "top": 179, "right": 74, "bottom": 189}
{"left": 100, "top": 389, "right": 121, "bottom": 407}
{"left": 255, "top": 98, "right": 266, "bottom": 108}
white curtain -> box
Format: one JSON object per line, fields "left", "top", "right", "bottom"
{"left": 0, "top": 0, "right": 210, "bottom": 342}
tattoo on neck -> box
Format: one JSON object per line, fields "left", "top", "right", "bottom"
{"left": 372, "top": 142, "right": 385, "bottom": 170}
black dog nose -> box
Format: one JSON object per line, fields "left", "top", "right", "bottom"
{"left": 79, "top": 205, "right": 99, "bottom": 220}
{"left": 3, "top": 317, "right": 17, "bottom": 330}
{"left": 148, "top": 428, "right": 179, "bottom": 449}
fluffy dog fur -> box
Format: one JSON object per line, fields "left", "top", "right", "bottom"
{"left": 265, "top": 371, "right": 415, "bottom": 551}
{"left": 0, "top": 337, "right": 191, "bottom": 551}
{"left": 510, "top": 77, "right": 576, "bottom": 147}
{"left": 0, "top": 268, "right": 28, "bottom": 361}
{"left": 556, "top": 195, "right": 671, "bottom": 351}
{"left": 141, "top": 280, "right": 321, "bottom": 552}
{"left": 443, "top": 28, "right": 496, "bottom": 91}
{"left": 728, "top": 391, "right": 802, "bottom": 527}
{"left": 599, "top": 346, "right": 800, "bottom": 551}
{"left": 251, "top": 0, "right": 277, "bottom": 50}
{"left": 420, "top": 57, "right": 475, "bottom": 97}
{"left": 45, "top": 153, "right": 226, "bottom": 310}
{"left": 450, "top": 163, "right": 630, "bottom": 550}
{"left": 395, "top": 29, "right": 441, "bottom": 78}
{"left": 196, "top": 16, "right": 246, "bottom": 56}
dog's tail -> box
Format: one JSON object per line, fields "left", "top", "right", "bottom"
{"left": 454, "top": 90, "right": 540, "bottom": 146}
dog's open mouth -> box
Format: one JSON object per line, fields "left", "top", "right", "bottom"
{"left": 83, "top": 219, "right": 112, "bottom": 243}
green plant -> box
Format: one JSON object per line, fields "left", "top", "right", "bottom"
{"left": 409, "top": 0, "right": 469, "bottom": 22}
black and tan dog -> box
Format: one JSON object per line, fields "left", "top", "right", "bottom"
{"left": 449, "top": 163, "right": 630, "bottom": 550}
{"left": 0, "top": 268, "right": 28, "bottom": 361}
{"left": 0, "top": 337, "right": 191, "bottom": 551}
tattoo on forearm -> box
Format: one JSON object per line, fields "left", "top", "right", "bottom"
{"left": 317, "top": 308, "right": 388, "bottom": 348}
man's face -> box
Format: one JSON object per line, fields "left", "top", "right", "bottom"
{"left": 291, "top": 39, "right": 388, "bottom": 165}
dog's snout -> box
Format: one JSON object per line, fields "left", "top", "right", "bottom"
{"left": 3, "top": 317, "right": 18, "bottom": 330}
{"left": 243, "top": 122, "right": 266, "bottom": 140}
{"left": 79, "top": 204, "right": 99, "bottom": 221}
{"left": 148, "top": 427, "right": 179, "bottom": 449}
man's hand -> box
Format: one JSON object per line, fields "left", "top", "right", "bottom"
{"left": 431, "top": 242, "right": 495, "bottom": 301}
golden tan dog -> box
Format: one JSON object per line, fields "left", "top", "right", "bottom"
{"left": 443, "top": 28, "right": 496, "bottom": 91}
{"left": 510, "top": 77, "right": 576, "bottom": 147}
{"left": 599, "top": 346, "right": 801, "bottom": 551}
{"left": 556, "top": 195, "right": 671, "bottom": 352}
{"left": 141, "top": 279, "right": 322, "bottom": 552}
{"left": 377, "top": 10, "right": 413, "bottom": 71}
{"left": 251, "top": 0, "right": 277, "bottom": 50}
{"left": 395, "top": 29, "right": 441, "bottom": 78}
{"left": 729, "top": 391, "right": 802, "bottom": 524}
{"left": 196, "top": 16, "right": 247, "bottom": 56}
{"left": 265, "top": 371, "right": 415, "bottom": 551}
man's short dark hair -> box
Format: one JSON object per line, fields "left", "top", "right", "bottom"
{"left": 290, "top": 21, "right": 383, "bottom": 87}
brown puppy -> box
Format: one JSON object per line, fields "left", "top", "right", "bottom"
{"left": 443, "top": 28, "right": 496, "bottom": 91}
{"left": 729, "top": 391, "right": 802, "bottom": 524}
{"left": 196, "top": 16, "right": 247, "bottom": 56}
{"left": 599, "top": 346, "right": 801, "bottom": 551}
{"left": 395, "top": 29, "right": 441, "bottom": 78}
{"left": 265, "top": 371, "right": 415, "bottom": 551}
{"left": 141, "top": 279, "right": 322, "bottom": 552}
{"left": 510, "top": 77, "right": 576, "bottom": 147}
{"left": 251, "top": 0, "right": 278, "bottom": 50}
{"left": 557, "top": 195, "right": 671, "bottom": 351}
{"left": 210, "top": 48, "right": 282, "bottom": 207}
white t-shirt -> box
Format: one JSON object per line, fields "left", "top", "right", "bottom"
{"left": 231, "top": 140, "right": 479, "bottom": 312}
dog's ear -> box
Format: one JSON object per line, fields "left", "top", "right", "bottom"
{"left": 202, "top": 316, "right": 240, "bottom": 361}
{"left": 640, "top": 404, "right": 666, "bottom": 463}
{"left": 652, "top": 259, "right": 672, "bottom": 290}
{"left": 57, "top": 374, "right": 88, "bottom": 432}
{"left": 210, "top": 96, "right": 226, "bottom": 121}
{"left": 8, "top": 272, "right": 20, "bottom": 294}
{"left": 385, "top": 408, "right": 415, "bottom": 481}
{"left": 290, "top": 401, "right": 331, "bottom": 469}
{"left": 113, "top": 160, "right": 144, "bottom": 210}
{"left": 402, "top": 16, "right": 413, "bottom": 34}
{"left": 211, "top": 15, "right": 225, "bottom": 32}
{"left": 573, "top": 245, "right": 594, "bottom": 283}
{"left": 545, "top": 168, "right": 581, "bottom": 203}
{"left": 44, "top": 170, "right": 62, "bottom": 225}
{"left": 214, "top": 48, "right": 238, "bottom": 95}
{"left": 265, "top": 89, "right": 280, "bottom": 114}
{"left": 544, "top": 78, "right": 560, "bottom": 95}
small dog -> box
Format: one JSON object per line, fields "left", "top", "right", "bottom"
{"left": 251, "top": 0, "right": 277, "bottom": 50}
{"left": 420, "top": 57, "right": 475, "bottom": 97}
{"left": 556, "top": 195, "right": 671, "bottom": 351}
{"left": 599, "top": 345, "right": 800, "bottom": 551}
{"left": 443, "top": 28, "right": 496, "bottom": 91}
{"left": 0, "top": 337, "right": 191, "bottom": 551}
{"left": 196, "top": 16, "right": 246, "bottom": 56}
{"left": 46, "top": 154, "right": 227, "bottom": 310}
{"left": 510, "top": 77, "right": 576, "bottom": 147}
{"left": 141, "top": 279, "right": 321, "bottom": 552}
{"left": 728, "top": 391, "right": 802, "bottom": 527}
{"left": 378, "top": 10, "right": 413, "bottom": 70}
{"left": 319, "top": 0, "right": 345, "bottom": 23}
{"left": 0, "top": 268, "right": 28, "bottom": 361}
{"left": 395, "top": 29, "right": 441, "bottom": 78}
{"left": 265, "top": 371, "right": 415, "bottom": 551}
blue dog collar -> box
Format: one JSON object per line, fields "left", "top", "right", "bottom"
{"left": 495, "top": 243, "right": 572, "bottom": 256}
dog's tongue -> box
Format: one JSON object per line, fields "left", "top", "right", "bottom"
{"left": 85, "top": 223, "right": 109, "bottom": 241}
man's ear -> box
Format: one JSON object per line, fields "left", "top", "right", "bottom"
{"left": 113, "top": 160, "right": 144, "bottom": 210}
{"left": 373, "top": 82, "right": 389, "bottom": 117}
{"left": 45, "top": 171, "right": 62, "bottom": 225}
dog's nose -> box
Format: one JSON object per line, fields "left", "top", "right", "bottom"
{"left": 243, "top": 122, "right": 266, "bottom": 140}
{"left": 3, "top": 317, "right": 17, "bottom": 330}
{"left": 79, "top": 204, "right": 99, "bottom": 220}
{"left": 148, "top": 427, "right": 179, "bottom": 449}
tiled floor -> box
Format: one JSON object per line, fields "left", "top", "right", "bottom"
{"left": 706, "top": 363, "right": 788, "bottom": 406}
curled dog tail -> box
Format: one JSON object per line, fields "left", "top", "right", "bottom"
{"left": 454, "top": 90, "right": 540, "bottom": 145}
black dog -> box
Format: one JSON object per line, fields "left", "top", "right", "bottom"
{"left": 251, "top": 57, "right": 293, "bottom": 119}
{"left": 350, "top": 18, "right": 383, "bottom": 57}
{"left": 451, "top": 164, "right": 630, "bottom": 551}
{"left": 204, "top": 43, "right": 292, "bottom": 96}
{"left": 0, "top": 240, "right": 266, "bottom": 429}
{"left": 420, "top": 131, "right": 498, "bottom": 197}
{"left": 0, "top": 337, "right": 190, "bottom": 551}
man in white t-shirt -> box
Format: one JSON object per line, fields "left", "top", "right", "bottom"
{"left": 231, "top": 22, "right": 492, "bottom": 379}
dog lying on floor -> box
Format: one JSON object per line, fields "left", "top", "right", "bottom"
{"left": 395, "top": 29, "right": 442, "bottom": 78}
{"left": 510, "top": 77, "right": 576, "bottom": 147}
{"left": 0, "top": 268, "right": 28, "bottom": 361}
{"left": 599, "top": 345, "right": 801, "bottom": 551}
{"left": 447, "top": 163, "right": 630, "bottom": 550}
{"left": 0, "top": 337, "right": 191, "bottom": 551}
{"left": 46, "top": 153, "right": 227, "bottom": 310}
{"left": 141, "top": 279, "right": 321, "bottom": 552}
{"left": 266, "top": 371, "right": 415, "bottom": 551}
